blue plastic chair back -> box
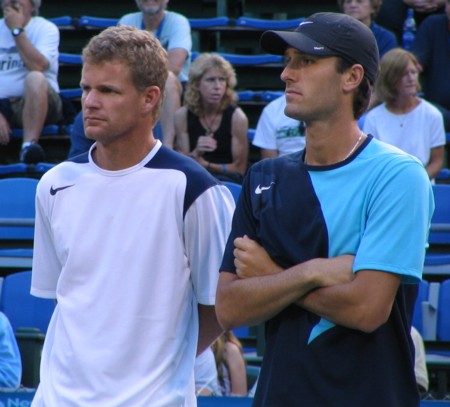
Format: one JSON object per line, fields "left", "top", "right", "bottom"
{"left": 412, "top": 280, "right": 429, "bottom": 336}
{"left": 222, "top": 181, "right": 242, "bottom": 203}
{"left": 0, "top": 178, "right": 38, "bottom": 240}
{"left": 437, "top": 279, "right": 450, "bottom": 340}
{"left": 429, "top": 184, "right": 450, "bottom": 245}
{"left": 0, "top": 271, "right": 55, "bottom": 333}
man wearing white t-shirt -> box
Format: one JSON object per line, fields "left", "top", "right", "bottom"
{"left": 252, "top": 95, "right": 306, "bottom": 159}
{"left": 0, "top": 0, "right": 63, "bottom": 163}
{"left": 31, "top": 26, "right": 233, "bottom": 406}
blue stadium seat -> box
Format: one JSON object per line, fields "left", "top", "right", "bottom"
{"left": 77, "top": 15, "right": 119, "bottom": 28}
{"left": 262, "top": 90, "right": 284, "bottom": 102}
{"left": 59, "top": 87, "right": 82, "bottom": 100}
{"left": 191, "top": 51, "right": 283, "bottom": 66}
{"left": 0, "top": 163, "right": 28, "bottom": 177}
{"left": 48, "top": 15, "right": 74, "bottom": 28}
{"left": 189, "top": 17, "right": 230, "bottom": 29}
{"left": 424, "top": 185, "right": 450, "bottom": 277}
{"left": 412, "top": 279, "right": 429, "bottom": 337}
{"left": 11, "top": 125, "right": 60, "bottom": 139}
{"left": 0, "top": 178, "right": 38, "bottom": 268}
{"left": 437, "top": 279, "right": 450, "bottom": 341}
{"left": 235, "top": 16, "right": 304, "bottom": 30}
{"left": 237, "top": 90, "right": 259, "bottom": 102}
{"left": 247, "top": 129, "right": 255, "bottom": 141}
{"left": 222, "top": 181, "right": 242, "bottom": 203}
{"left": 0, "top": 270, "right": 54, "bottom": 334}
{"left": 428, "top": 184, "right": 450, "bottom": 245}
{"left": 59, "top": 53, "right": 82, "bottom": 65}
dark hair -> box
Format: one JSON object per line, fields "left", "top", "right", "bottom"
{"left": 335, "top": 57, "right": 372, "bottom": 119}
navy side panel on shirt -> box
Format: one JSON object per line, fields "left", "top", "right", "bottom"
{"left": 146, "top": 145, "right": 219, "bottom": 217}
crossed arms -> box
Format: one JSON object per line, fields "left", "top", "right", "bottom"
{"left": 216, "top": 236, "right": 401, "bottom": 334}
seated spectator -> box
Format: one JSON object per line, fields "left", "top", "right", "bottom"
{"left": 252, "top": 95, "right": 306, "bottom": 159}
{"left": 211, "top": 331, "right": 247, "bottom": 396}
{"left": 174, "top": 53, "right": 249, "bottom": 184}
{"left": 0, "top": 0, "right": 65, "bottom": 164}
{"left": 363, "top": 48, "right": 445, "bottom": 179}
{"left": 376, "top": 0, "right": 446, "bottom": 43}
{"left": 0, "top": 311, "right": 22, "bottom": 389}
{"left": 119, "top": 0, "right": 191, "bottom": 84}
{"left": 412, "top": 0, "right": 450, "bottom": 132}
{"left": 338, "top": 0, "right": 398, "bottom": 57}
{"left": 119, "top": 0, "right": 192, "bottom": 147}
{"left": 195, "top": 347, "right": 220, "bottom": 396}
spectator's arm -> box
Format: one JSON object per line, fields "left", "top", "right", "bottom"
{"left": 167, "top": 48, "right": 188, "bottom": 77}
{"left": 426, "top": 145, "right": 445, "bottom": 179}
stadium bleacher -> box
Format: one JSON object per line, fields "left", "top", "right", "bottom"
{"left": 2, "top": 1, "right": 450, "bottom": 401}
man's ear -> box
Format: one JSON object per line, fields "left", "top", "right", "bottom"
{"left": 343, "top": 64, "right": 365, "bottom": 93}
{"left": 142, "top": 85, "right": 161, "bottom": 116}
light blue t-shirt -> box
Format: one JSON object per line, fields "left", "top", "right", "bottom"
{"left": 220, "top": 135, "right": 434, "bottom": 406}
{"left": 119, "top": 11, "right": 192, "bottom": 83}
{"left": 0, "top": 312, "right": 22, "bottom": 388}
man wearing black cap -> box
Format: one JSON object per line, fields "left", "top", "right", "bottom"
{"left": 216, "top": 12, "right": 434, "bottom": 406}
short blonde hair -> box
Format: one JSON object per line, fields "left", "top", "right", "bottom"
{"left": 82, "top": 25, "right": 169, "bottom": 121}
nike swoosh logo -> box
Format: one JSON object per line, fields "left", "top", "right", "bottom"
{"left": 255, "top": 182, "right": 275, "bottom": 194}
{"left": 50, "top": 184, "right": 75, "bottom": 196}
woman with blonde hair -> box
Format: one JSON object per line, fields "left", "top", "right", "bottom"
{"left": 174, "top": 53, "right": 248, "bottom": 184}
{"left": 211, "top": 331, "right": 248, "bottom": 396}
{"left": 363, "top": 48, "right": 445, "bottom": 179}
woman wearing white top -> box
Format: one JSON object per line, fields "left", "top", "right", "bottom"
{"left": 363, "top": 48, "right": 445, "bottom": 180}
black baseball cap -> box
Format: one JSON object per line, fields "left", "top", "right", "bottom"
{"left": 260, "top": 12, "right": 379, "bottom": 85}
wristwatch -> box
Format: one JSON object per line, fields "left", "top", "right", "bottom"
{"left": 11, "top": 27, "right": 24, "bottom": 37}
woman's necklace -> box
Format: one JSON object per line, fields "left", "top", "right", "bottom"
{"left": 202, "top": 111, "right": 221, "bottom": 135}
{"left": 304, "top": 130, "right": 364, "bottom": 165}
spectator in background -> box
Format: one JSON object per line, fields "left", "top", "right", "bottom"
{"left": 0, "top": 312, "right": 21, "bottom": 389}
{"left": 211, "top": 331, "right": 247, "bottom": 396}
{"left": 119, "top": 0, "right": 192, "bottom": 147}
{"left": 252, "top": 95, "right": 306, "bottom": 159}
{"left": 175, "top": 53, "right": 249, "bottom": 184}
{"left": 31, "top": 26, "right": 234, "bottom": 406}
{"left": 376, "top": 0, "right": 446, "bottom": 43}
{"left": 412, "top": 0, "right": 450, "bottom": 132}
{"left": 338, "top": 0, "right": 398, "bottom": 57}
{"left": 363, "top": 48, "right": 445, "bottom": 179}
{"left": 0, "top": 0, "right": 63, "bottom": 164}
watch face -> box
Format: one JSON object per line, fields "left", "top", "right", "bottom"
{"left": 12, "top": 28, "right": 23, "bottom": 36}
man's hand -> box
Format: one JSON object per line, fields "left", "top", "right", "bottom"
{"left": 403, "top": 0, "right": 445, "bottom": 12}
{"left": 0, "top": 113, "right": 11, "bottom": 145}
{"left": 3, "top": 1, "right": 26, "bottom": 30}
{"left": 234, "top": 235, "right": 283, "bottom": 279}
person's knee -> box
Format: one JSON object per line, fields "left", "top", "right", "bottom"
{"left": 24, "top": 71, "right": 48, "bottom": 94}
